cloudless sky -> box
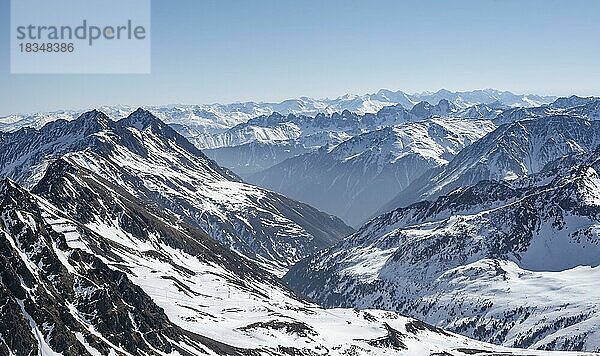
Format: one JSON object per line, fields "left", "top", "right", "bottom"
{"left": 1, "top": 0, "right": 599, "bottom": 115}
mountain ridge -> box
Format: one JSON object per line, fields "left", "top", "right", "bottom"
{"left": 248, "top": 117, "right": 496, "bottom": 227}
{"left": 378, "top": 115, "right": 600, "bottom": 215}
{"left": 0, "top": 108, "right": 353, "bottom": 274}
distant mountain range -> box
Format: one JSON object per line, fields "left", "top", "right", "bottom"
{"left": 0, "top": 88, "right": 555, "bottom": 135}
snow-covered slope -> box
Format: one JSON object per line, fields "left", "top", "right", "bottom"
{"left": 192, "top": 97, "right": 591, "bottom": 177}
{"left": 284, "top": 149, "right": 600, "bottom": 352}
{"left": 0, "top": 91, "right": 557, "bottom": 180}
{"left": 380, "top": 115, "right": 600, "bottom": 214}
{"left": 455, "top": 102, "right": 505, "bottom": 119}
{"left": 0, "top": 178, "right": 242, "bottom": 356}
{"left": 249, "top": 118, "right": 496, "bottom": 227}
{"left": 0, "top": 163, "right": 575, "bottom": 355}
{"left": 0, "top": 109, "right": 353, "bottom": 274}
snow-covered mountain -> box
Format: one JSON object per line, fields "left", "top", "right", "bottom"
{"left": 248, "top": 118, "right": 496, "bottom": 227}
{"left": 0, "top": 109, "right": 352, "bottom": 274}
{"left": 455, "top": 101, "right": 506, "bottom": 119}
{"left": 191, "top": 105, "right": 416, "bottom": 150}
{"left": 1, "top": 170, "right": 576, "bottom": 355}
{"left": 195, "top": 97, "right": 589, "bottom": 179}
{"left": 284, "top": 147, "right": 600, "bottom": 352}
{"left": 493, "top": 96, "right": 600, "bottom": 125}
{"left": 198, "top": 105, "right": 416, "bottom": 177}
{"left": 380, "top": 115, "right": 600, "bottom": 214}
{"left": 195, "top": 98, "right": 506, "bottom": 151}
{"left": 0, "top": 178, "right": 240, "bottom": 356}
{"left": 200, "top": 101, "right": 501, "bottom": 177}
{"left": 412, "top": 89, "right": 555, "bottom": 109}
{"left": 409, "top": 98, "right": 458, "bottom": 118}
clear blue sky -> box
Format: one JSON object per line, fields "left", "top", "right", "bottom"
{"left": 1, "top": 0, "right": 599, "bottom": 115}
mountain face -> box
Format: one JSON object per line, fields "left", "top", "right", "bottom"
{"left": 455, "top": 102, "right": 505, "bottom": 119}
{"left": 199, "top": 105, "right": 418, "bottom": 179}
{"left": 549, "top": 95, "right": 600, "bottom": 110}
{"left": 173, "top": 96, "right": 586, "bottom": 180}
{"left": 412, "top": 89, "right": 555, "bottom": 109}
{"left": 5, "top": 95, "right": 600, "bottom": 355}
{"left": 0, "top": 145, "right": 561, "bottom": 356}
{"left": 0, "top": 178, "right": 245, "bottom": 356}
{"left": 192, "top": 106, "right": 416, "bottom": 150}
{"left": 249, "top": 118, "right": 496, "bottom": 227}
{"left": 409, "top": 99, "right": 458, "bottom": 118}
{"left": 284, "top": 148, "right": 600, "bottom": 352}
{"left": 380, "top": 115, "right": 600, "bottom": 214}
{"left": 0, "top": 90, "right": 557, "bottom": 183}
{"left": 0, "top": 109, "right": 352, "bottom": 274}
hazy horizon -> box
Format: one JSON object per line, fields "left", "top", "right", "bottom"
{"left": 0, "top": 87, "right": 584, "bottom": 117}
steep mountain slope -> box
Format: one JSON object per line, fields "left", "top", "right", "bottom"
{"left": 548, "top": 95, "right": 598, "bottom": 109}
{"left": 0, "top": 109, "right": 353, "bottom": 274}
{"left": 249, "top": 118, "right": 496, "bottom": 227}
{"left": 562, "top": 97, "right": 600, "bottom": 120}
{"left": 284, "top": 149, "right": 600, "bottom": 352}
{"left": 0, "top": 178, "right": 244, "bottom": 356}
{"left": 456, "top": 102, "right": 505, "bottom": 119}
{"left": 0, "top": 161, "right": 569, "bottom": 355}
{"left": 0, "top": 92, "right": 557, "bottom": 182}
{"left": 380, "top": 115, "right": 600, "bottom": 214}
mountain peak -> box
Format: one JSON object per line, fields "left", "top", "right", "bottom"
{"left": 120, "top": 107, "right": 167, "bottom": 131}
{"left": 0, "top": 177, "right": 33, "bottom": 209}
{"left": 71, "top": 109, "right": 112, "bottom": 134}
{"left": 549, "top": 95, "right": 595, "bottom": 109}
{"left": 377, "top": 103, "right": 409, "bottom": 114}
{"left": 409, "top": 99, "right": 456, "bottom": 118}
{"left": 435, "top": 88, "right": 453, "bottom": 95}
{"left": 0, "top": 177, "right": 16, "bottom": 192}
